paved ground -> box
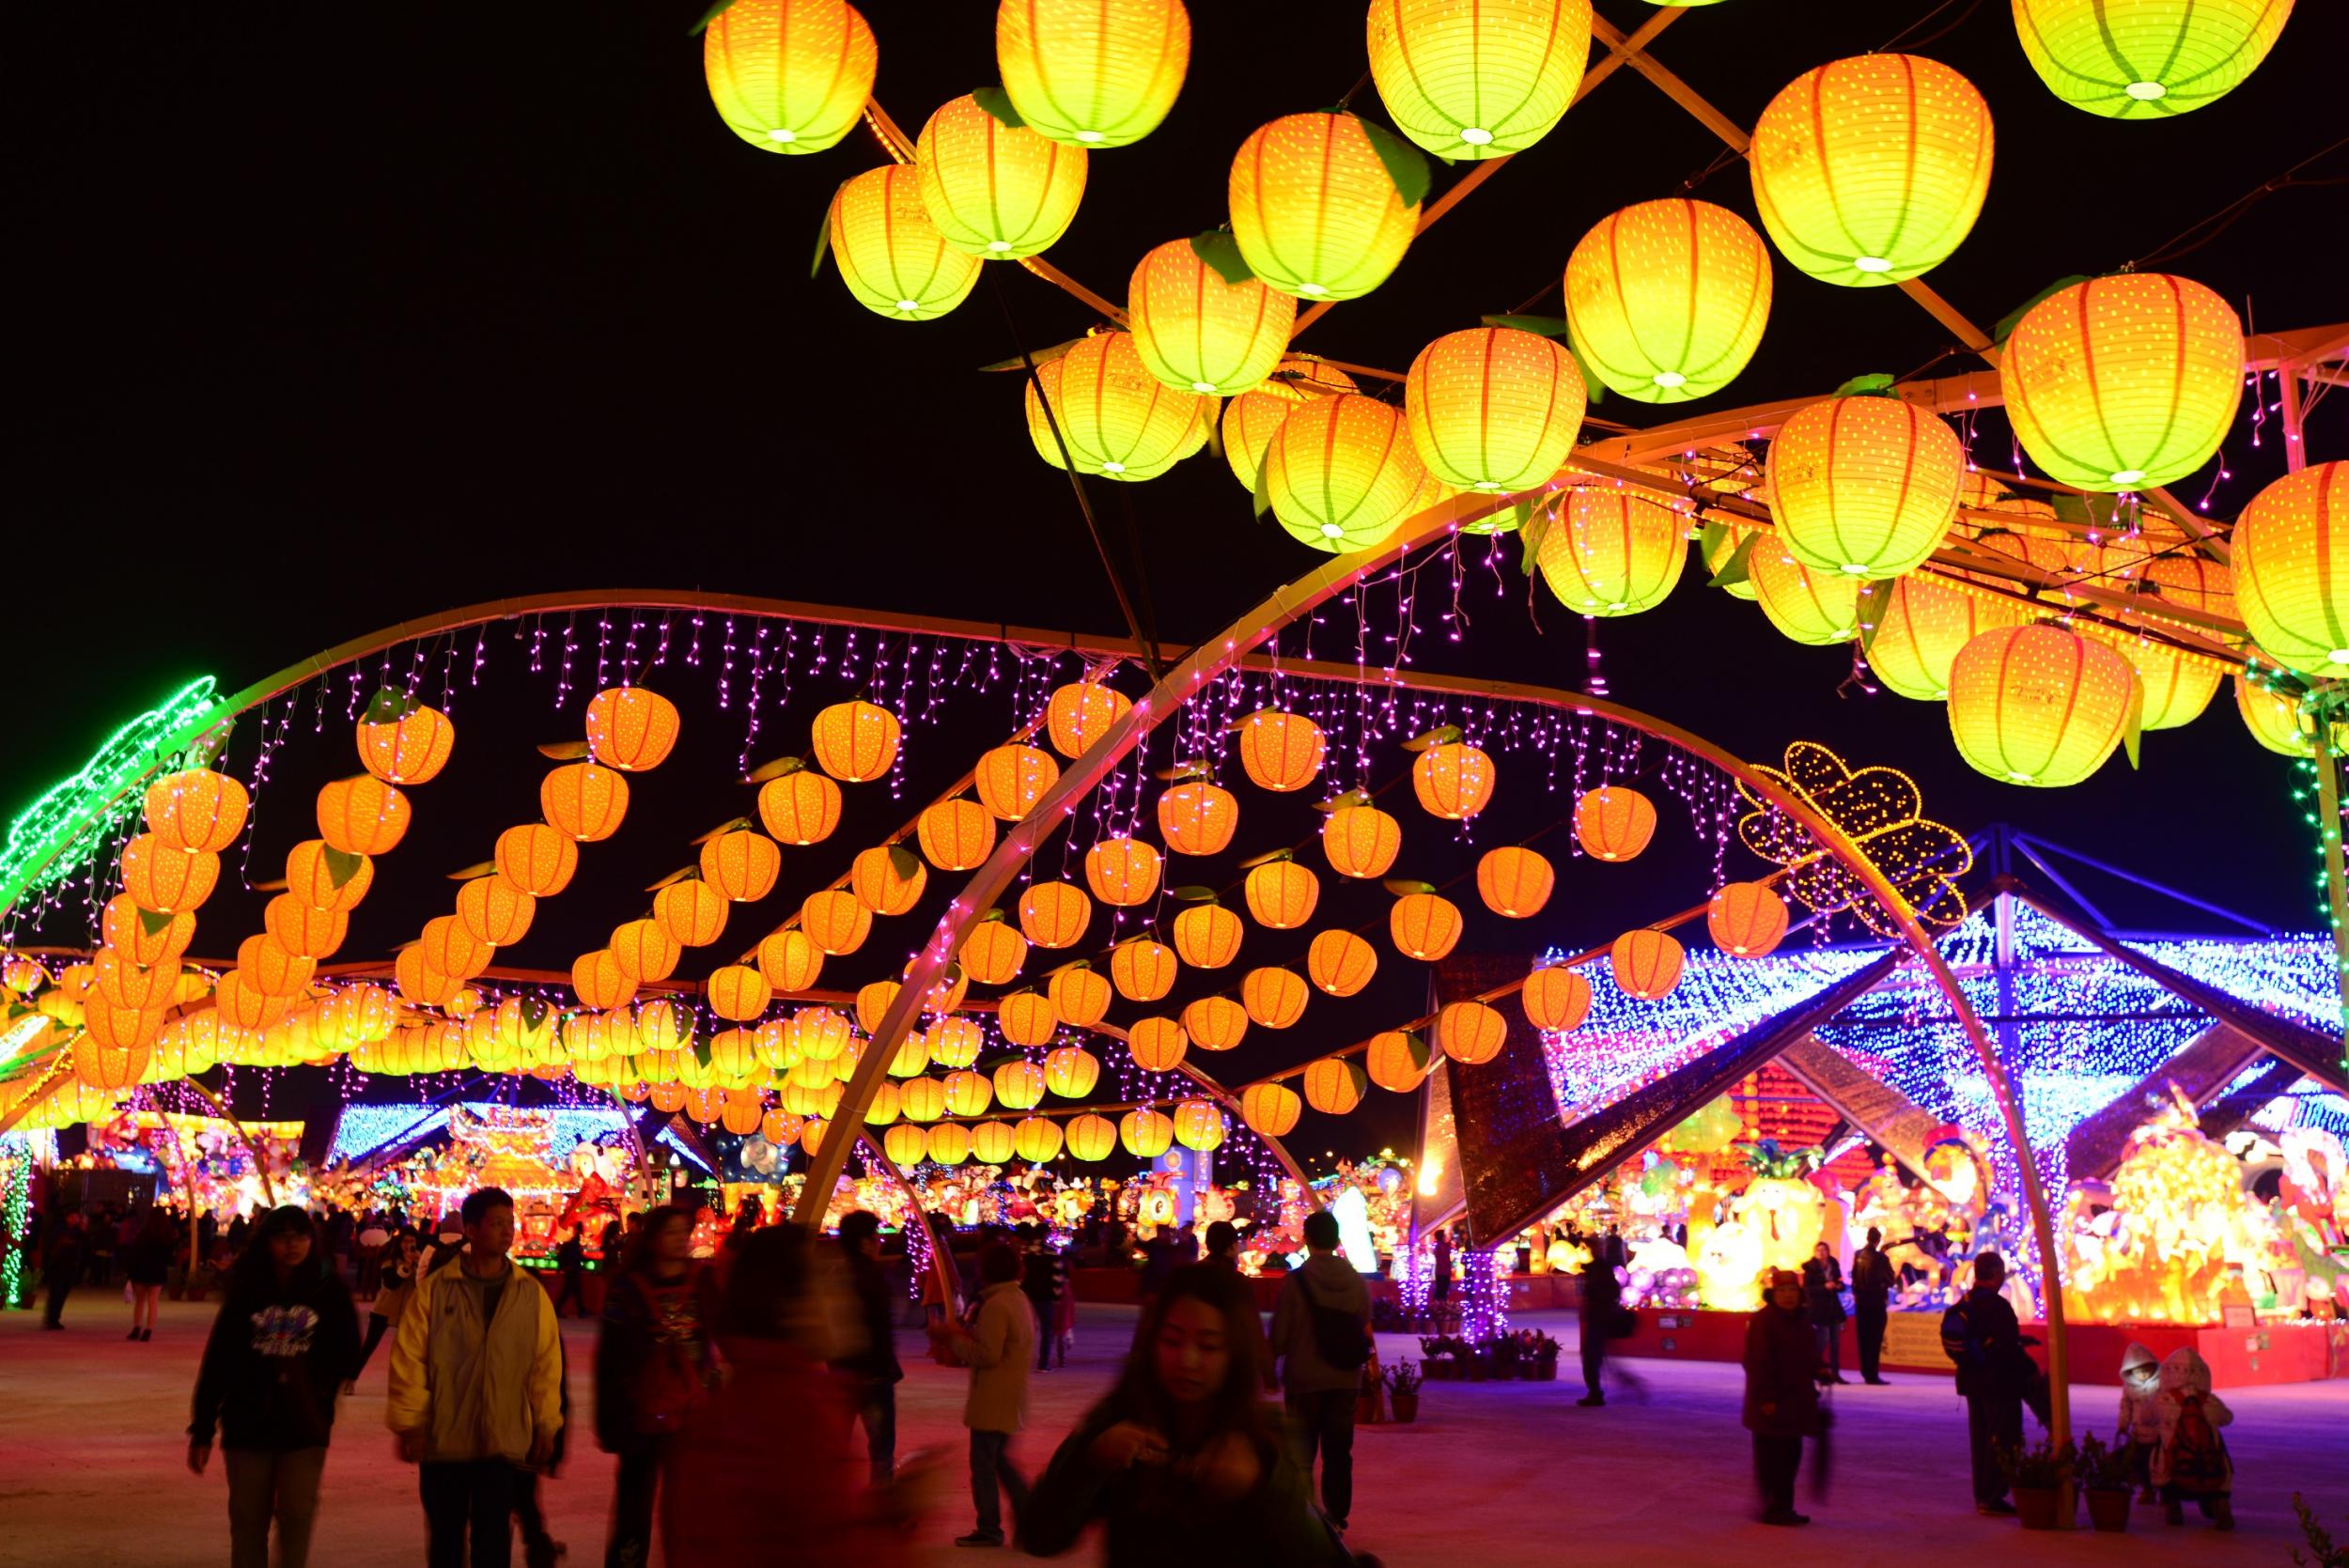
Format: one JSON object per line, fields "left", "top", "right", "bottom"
{"left": 4, "top": 1290, "right": 2341, "bottom": 1566}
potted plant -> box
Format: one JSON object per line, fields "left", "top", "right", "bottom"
{"left": 2076, "top": 1434, "right": 2132, "bottom": 1532}
{"left": 1386, "top": 1359, "right": 1423, "bottom": 1423}
{"left": 1998, "top": 1436, "right": 2076, "bottom": 1530}
{"left": 1522, "top": 1329, "right": 1562, "bottom": 1381}
{"left": 1418, "top": 1335, "right": 1465, "bottom": 1379}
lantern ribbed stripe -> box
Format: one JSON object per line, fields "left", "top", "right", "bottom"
{"left": 1366, "top": 0, "right": 1594, "bottom": 158}
{"left": 1564, "top": 199, "right": 1770, "bottom": 403}
{"left": 704, "top": 0, "right": 878, "bottom": 154}
{"left": 1026, "top": 331, "right": 1215, "bottom": 481}
{"left": 829, "top": 165, "right": 981, "bottom": 322}
{"left": 1947, "top": 622, "right": 2139, "bottom": 786}
{"left": 1767, "top": 396, "right": 1966, "bottom": 578}
{"left": 917, "top": 94, "right": 1088, "bottom": 259}
{"left": 998, "top": 0, "right": 1190, "bottom": 148}
{"left": 2235, "top": 461, "right": 2348, "bottom": 679}
{"left": 1750, "top": 54, "right": 1993, "bottom": 287}
{"left": 1998, "top": 273, "right": 2244, "bottom": 491}
{"left": 1128, "top": 240, "right": 1295, "bottom": 396}
{"left": 1405, "top": 327, "right": 1586, "bottom": 492}
{"left": 1229, "top": 113, "right": 1420, "bottom": 302}
{"left": 2014, "top": 0, "right": 2293, "bottom": 118}
{"left": 1265, "top": 394, "right": 1427, "bottom": 553}
{"left": 1534, "top": 489, "right": 1684, "bottom": 616}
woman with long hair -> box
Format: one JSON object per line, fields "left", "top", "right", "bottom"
{"left": 186, "top": 1205, "right": 361, "bottom": 1568}
{"left": 595, "top": 1204, "right": 723, "bottom": 1568}
{"left": 1023, "top": 1264, "right": 1351, "bottom": 1567}
{"left": 125, "top": 1206, "right": 177, "bottom": 1340}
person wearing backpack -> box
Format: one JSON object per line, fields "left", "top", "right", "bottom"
{"left": 2150, "top": 1345, "right": 2233, "bottom": 1529}
{"left": 1938, "top": 1251, "right": 2034, "bottom": 1516}
{"left": 594, "top": 1204, "right": 724, "bottom": 1568}
{"left": 1268, "top": 1210, "right": 1371, "bottom": 1534}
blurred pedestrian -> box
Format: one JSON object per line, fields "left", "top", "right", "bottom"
{"left": 1940, "top": 1250, "right": 2036, "bottom": 1517}
{"left": 1849, "top": 1228, "right": 1895, "bottom": 1385}
{"left": 1802, "top": 1242, "right": 1848, "bottom": 1385}
{"left": 594, "top": 1204, "right": 723, "bottom": 1568}
{"left": 41, "top": 1210, "right": 86, "bottom": 1329}
{"left": 350, "top": 1230, "right": 422, "bottom": 1386}
{"left": 127, "top": 1206, "right": 176, "bottom": 1341}
{"left": 941, "top": 1241, "right": 1035, "bottom": 1547}
{"left": 1021, "top": 1225, "right": 1068, "bottom": 1372}
{"left": 1268, "top": 1211, "right": 1370, "bottom": 1533}
{"left": 1202, "top": 1222, "right": 1241, "bottom": 1272}
{"left": 832, "top": 1210, "right": 903, "bottom": 1484}
{"left": 1741, "top": 1268, "right": 1820, "bottom": 1527}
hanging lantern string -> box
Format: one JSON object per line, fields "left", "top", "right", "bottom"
{"left": 1874, "top": 0, "right": 1983, "bottom": 54}
{"left": 2127, "top": 137, "right": 2348, "bottom": 271}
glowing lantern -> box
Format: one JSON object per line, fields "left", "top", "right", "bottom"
{"left": 1534, "top": 489, "right": 1685, "bottom": 616}
{"left": 961, "top": 921, "right": 1029, "bottom": 986}
{"left": 1244, "top": 858, "right": 1319, "bottom": 929}
{"left": 316, "top": 777, "right": 410, "bottom": 857}
{"left": 1066, "top": 1112, "right": 1118, "bottom": 1161}
{"left": 1437, "top": 1000, "right": 1506, "bottom": 1063}
{"left": 572, "top": 949, "right": 638, "bottom": 1013}
{"left": 1999, "top": 274, "right": 2243, "bottom": 491}
{"left": 937, "top": 1036, "right": 990, "bottom": 1092}
{"left": 1128, "top": 1017, "right": 1187, "bottom": 1072}
{"left": 75, "top": 1016, "right": 153, "bottom": 1091}
{"left": 917, "top": 93, "right": 1087, "bottom": 258}
{"left": 997, "top": 0, "right": 1190, "bottom": 147}
{"left": 963, "top": 1120, "right": 1014, "bottom": 1165}
{"left": 1767, "top": 396, "right": 1966, "bottom": 578}
{"left": 143, "top": 770, "right": 248, "bottom": 854}
{"left": 1265, "top": 394, "right": 1428, "bottom": 553}
{"left": 720, "top": 1095, "right": 766, "bottom": 1138}
{"left": 2013, "top": 0, "right": 2292, "bottom": 117}
{"left": 2101, "top": 634, "right": 2222, "bottom": 730}
{"left": 1183, "top": 996, "right": 1250, "bottom": 1052}
{"left": 696, "top": 829, "right": 779, "bottom": 903}
{"left": 608, "top": 918, "right": 680, "bottom": 984}
{"left": 1304, "top": 1056, "right": 1369, "bottom": 1115}
{"left": 898, "top": 1077, "right": 949, "bottom": 1124}
{"left": 1000, "top": 990, "right": 1058, "bottom": 1048}
{"left": 1236, "top": 709, "right": 1326, "bottom": 793}
{"left": 103, "top": 897, "right": 192, "bottom": 968}
{"left": 1750, "top": 54, "right": 1993, "bottom": 287}
{"left": 1475, "top": 846, "right": 1552, "bottom": 918}
{"left": 1015, "top": 1116, "right": 1065, "bottom": 1163}
{"left": 1390, "top": 893, "right": 1463, "bottom": 961}
{"left": 814, "top": 702, "right": 901, "bottom": 784}
{"left": 797, "top": 891, "right": 869, "bottom": 958}
{"left": 1046, "top": 681, "right": 1132, "bottom": 758}
{"left": 286, "top": 839, "right": 372, "bottom": 913}
{"left": 1120, "top": 1108, "right": 1174, "bottom": 1157}
{"left": 1222, "top": 360, "right": 1357, "bottom": 491}
{"left": 1751, "top": 546, "right": 1864, "bottom": 645}
{"left": 1367, "top": 0, "right": 1593, "bottom": 157}
{"left": 540, "top": 764, "right": 630, "bottom": 843}
{"left": 750, "top": 773, "right": 835, "bottom": 852}
{"left": 1306, "top": 929, "right": 1377, "bottom": 997}
{"left": 1128, "top": 239, "right": 1294, "bottom": 396}
{"left": 702, "top": 0, "right": 876, "bottom": 153}
{"left": 636, "top": 998, "right": 695, "bottom": 1058}
{"left": 871, "top": 1121, "right": 919, "bottom": 1167}
{"left": 844, "top": 846, "right": 922, "bottom": 917}
{"left": 917, "top": 800, "right": 997, "bottom": 874}
{"left": 705, "top": 965, "right": 770, "bottom": 1024}
{"left": 886, "top": 1033, "right": 931, "bottom": 1078}
{"left": 1085, "top": 837, "right": 1162, "bottom": 906}
{"left": 265, "top": 895, "right": 346, "bottom": 961}
{"left": 1573, "top": 785, "right": 1655, "bottom": 862}
{"left": 494, "top": 824, "right": 578, "bottom": 897}
{"left": 450, "top": 876, "right": 531, "bottom": 950}
{"left": 1025, "top": 331, "right": 1214, "bottom": 482}
{"left": 1564, "top": 199, "right": 1770, "bottom": 402}
{"left": 987, "top": 1061, "right": 1044, "bottom": 1114}
{"left": 923, "top": 966, "right": 971, "bottom": 1017}
{"left": 1367, "top": 1031, "right": 1433, "bottom": 1092}
{"left": 1948, "top": 622, "right": 2139, "bottom": 785}
{"left": 970, "top": 743, "right": 1055, "bottom": 824}
{"left": 1870, "top": 578, "right": 2029, "bottom": 702}
{"left": 1411, "top": 741, "right": 1495, "bottom": 820}
{"left": 1239, "top": 1083, "right": 1301, "bottom": 1138}
{"left": 1241, "top": 967, "right": 1308, "bottom": 1029}
{"left": 118, "top": 840, "right": 218, "bottom": 910}
{"left": 1018, "top": 881, "right": 1092, "bottom": 949}
{"left": 583, "top": 687, "right": 679, "bottom": 772}
{"left": 828, "top": 163, "right": 983, "bottom": 322}
{"left": 1405, "top": 327, "right": 1586, "bottom": 493}
{"left": 1610, "top": 928, "right": 1686, "bottom": 1000}
{"left": 1173, "top": 1100, "right": 1224, "bottom": 1152}
{"left": 92, "top": 949, "right": 179, "bottom": 1012}
{"left": 1229, "top": 112, "right": 1419, "bottom": 301}
{"left": 2235, "top": 675, "right": 2336, "bottom": 757}
{"left": 656, "top": 880, "right": 730, "bottom": 950}
{"left": 925, "top": 1124, "right": 971, "bottom": 1165}
{"left": 212, "top": 972, "right": 288, "bottom": 1033}
{"left": 1172, "top": 903, "right": 1244, "bottom": 970}
{"left": 1110, "top": 938, "right": 1179, "bottom": 1002}
{"left": 1043, "top": 1046, "right": 1099, "bottom": 1100}
{"left": 2236, "top": 461, "right": 2348, "bottom": 680}
{"left": 756, "top": 928, "right": 824, "bottom": 994}
{"left": 1048, "top": 965, "right": 1112, "bottom": 1029}
{"left": 1157, "top": 780, "right": 1239, "bottom": 856}
{"left": 1708, "top": 882, "right": 1789, "bottom": 957}
{"left": 1323, "top": 805, "right": 1401, "bottom": 879}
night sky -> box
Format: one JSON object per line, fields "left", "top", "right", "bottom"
{"left": 13, "top": 2, "right": 2346, "bottom": 1157}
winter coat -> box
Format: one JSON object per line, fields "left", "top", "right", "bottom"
{"left": 385, "top": 1250, "right": 564, "bottom": 1464}
{"left": 2115, "top": 1343, "right": 2163, "bottom": 1444}
{"left": 832, "top": 1247, "right": 904, "bottom": 1386}
{"left": 1802, "top": 1258, "right": 1846, "bottom": 1327}
{"left": 190, "top": 1266, "right": 361, "bottom": 1452}
{"left": 1268, "top": 1253, "right": 1372, "bottom": 1395}
{"left": 2151, "top": 1345, "right": 2233, "bottom": 1492}
{"left": 593, "top": 1262, "right": 723, "bottom": 1451}
{"left": 1849, "top": 1245, "right": 1896, "bottom": 1305}
{"left": 956, "top": 1281, "right": 1035, "bottom": 1433}
{"left": 126, "top": 1234, "right": 175, "bottom": 1287}
{"left": 1741, "top": 1302, "right": 1820, "bottom": 1438}
{"left": 1579, "top": 1258, "right": 1622, "bottom": 1347}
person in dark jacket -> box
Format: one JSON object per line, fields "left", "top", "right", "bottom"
{"left": 1944, "top": 1251, "right": 2035, "bottom": 1516}
{"left": 1742, "top": 1267, "right": 1821, "bottom": 1527}
{"left": 41, "top": 1210, "right": 87, "bottom": 1328}
{"left": 832, "top": 1210, "right": 903, "bottom": 1483}
{"left": 1578, "top": 1253, "right": 1623, "bottom": 1407}
{"left": 1021, "top": 1225, "right": 1070, "bottom": 1372}
{"left": 1267, "top": 1211, "right": 1370, "bottom": 1532}
{"left": 127, "top": 1206, "right": 177, "bottom": 1341}
{"left": 1848, "top": 1227, "right": 1896, "bottom": 1384}
{"left": 187, "top": 1205, "right": 361, "bottom": 1568}
{"left": 594, "top": 1204, "right": 723, "bottom": 1568}
{"left": 1024, "top": 1264, "right": 1348, "bottom": 1567}
{"left": 1801, "top": 1243, "right": 1849, "bottom": 1385}
{"left": 1202, "top": 1221, "right": 1241, "bottom": 1271}
{"left": 552, "top": 1229, "right": 587, "bottom": 1318}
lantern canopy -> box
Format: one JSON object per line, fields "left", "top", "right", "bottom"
{"left": 1766, "top": 396, "right": 1967, "bottom": 579}
{"left": 916, "top": 94, "right": 1088, "bottom": 258}
{"left": 1563, "top": 199, "right": 1771, "bottom": 402}
{"left": 1366, "top": 0, "right": 1595, "bottom": 158}
{"left": 703, "top": 0, "right": 878, "bottom": 154}
{"left": 1228, "top": 112, "right": 1420, "bottom": 302}
{"left": 2013, "top": 0, "right": 2293, "bottom": 117}
{"left": 1221, "top": 360, "right": 1356, "bottom": 492}
{"left": 828, "top": 165, "right": 984, "bottom": 322}
{"left": 1405, "top": 327, "right": 1588, "bottom": 493}
{"left": 997, "top": 0, "right": 1190, "bottom": 148}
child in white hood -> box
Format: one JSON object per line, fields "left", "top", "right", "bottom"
{"left": 2113, "top": 1343, "right": 2162, "bottom": 1502}
{"left": 2151, "top": 1344, "right": 2233, "bottom": 1529}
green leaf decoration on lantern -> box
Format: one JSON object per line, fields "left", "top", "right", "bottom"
{"left": 1190, "top": 229, "right": 1253, "bottom": 287}
{"left": 1351, "top": 114, "right": 1432, "bottom": 208}
{"left": 972, "top": 85, "right": 1026, "bottom": 130}
{"left": 977, "top": 336, "right": 1083, "bottom": 373}
{"left": 445, "top": 860, "right": 496, "bottom": 881}
{"left": 744, "top": 754, "right": 807, "bottom": 784}
{"left": 1314, "top": 787, "right": 1374, "bottom": 814}
{"left": 1169, "top": 885, "right": 1220, "bottom": 903}
{"left": 2123, "top": 679, "right": 2143, "bottom": 770}
{"left": 1831, "top": 372, "right": 1899, "bottom": 399}
{"left": 537, "top": 741, "right": 592, "bottom": 761}
{"left": 687, "top": 0, "right": 738, "bottom": 37}
{"left": 363, "top": 687, "right": 422, "bottom": 725}
{"left": 1856, "top": 579, "right": 1897, "bottom": 654}
{"left": 811, "top": 194, "right": 834, "bottom": 281}
{"left": 1237, "top": 847, "right": 1294, "bottom": 869}
{"left": 322, "top": 846, "right": 366, "bottom": 890}
{"left": 1480, "top": 313, "right": 1572, "bottom": 339}
{"left": 1401, "top": 724, "right": 1462, "bottom": 753}
{"left": 135, "top": 906, "right": 178, "bottom": 937}
{"left": 1518, "top": 497, "right": 1551, "bottom": 576}
{"left": 1992, "top": 274, "right": 2093, "bottom": 347}
{"left": 1381, "top": 878, "right": 1438, "bottom": 896}
{"left": 1707, "top": 531, "right": 1762, "bottom": 589}
{"left": 886, "top": 846, "right": 923, "bottom": 883}
{"left": 1252, "top": 439, "right": 1275, "bottom": 520}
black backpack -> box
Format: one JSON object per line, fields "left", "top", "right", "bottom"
{"left": 1293, "top": 1275, "right": 1371, "bottom": 1370}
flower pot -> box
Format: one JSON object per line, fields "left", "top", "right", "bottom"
{"left": 2085, "top": 1488, "right": 2130, "bottom": 1532}
{"left": 2013, "top": 1486, "right": 2064, "bottom": 1530}
{"left": 1391, "top": 1393, "right": 1419, "bottom": 1423}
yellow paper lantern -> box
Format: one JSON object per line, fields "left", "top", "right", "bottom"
{"left": 1221, "top": 360, "right": 1357, "bottom": 492}
{"left": 700, "top": 829, "right": 782, "bottom": 903}
{"left": 1240, "top": 967, "right": 1308, "bottom": 1029}
{"left": 757, "top": 768, "right": 844, "bottom": 846}
{"left": 1404, "top": 327, "right": 1587, "bottom": 492}
{"left": 1410, "top": 741, "right": 1496, "bottom": 820}
{"left": 1303, "top": 1056, "right": 1369, "bottom": 1116}
{"left": 1128, "top": 238, "right": 1295, "bottom": 396}
{"left": 1948, "top": 622, "right": 2139, "bottom": 785}
{"left": 917, "top": 93, "right": 1087, "bottom": 258}
{"left": 1001, "top": 989, "right": 1059, "bottom": 1048}
{"left": 1229, "top": 112, "right": 1419, "bottom": 301}
{"left": 1173, "top": 1099, "right": 1224, "bottom": 1153}
{"left": 1564, "top": 199, "right": 1770, "bottom": 402}
{"left": 966, "top": 1120, "right": 1014, "bottom": 1165}
{"left": 1367, "top": 1031, "right": 1433, "bottom": 1092}
{"left": 1157, "top": 780, "right": 1239, "bottom": 856}
{"left": 495, "top": 823, "right": 579, "bottom": 897}
{"left": 1610, "top": 928, "right": 1685, "bottom": 1000}
{"left": 356, "top": 703, "right": 456, "bottom": 786}
{"left": 1109, "top": 938, "right": 1178, "bottom": 1001}
{"left": 1534, "top": 489, "right": 1685, "bottom": 616}
{"left": 1999, "top": 273, "right": 2244, "bottom": 491}
{"left": 539, "top": 763, "right": 629, "bottom": 843}
{"left": 1306, "top": 929, "right": 1377, "bottom": 998}
{"left": 1048, "top": 965, "right": 1112, "bottom": 1029}
{"left": 926, "top": 1123, "right": 972, "bottom": 1165}
{"left": 1869, "top": 577, "right": 2029, "bottom": 702}
{"left": 1026, "top": 330, "right": 1215, "bottom": 482}
{"left": 655, "top": 880, "right": 729, "bottom": 949}
{"left": 756, "top": 928, "right": 825, "bottom": 994}
{"left": 457, "top": 875, "right": 537, "bottom": 949}
{"left": 1390, "top": 892, "right": 1463, "bottom": 961}
{"left": 1045, "top": 681, "right": 1133, "bottom": 758}
{"left": 898, "top": 1076, "right": 949, "bottom": 1125}
{"left": 584, "top": 687, "right": 680, "bottom": 772}
{"left": 1244, "top": 858, "right": 1319, "bottom": 929}
{"left": 703, "top": 0, "right": 877, "bottom": 153}
{"left": 881, "top": 1122, "right": 926, "bottom": 1167}
{"left": 1117, "top": 1110, "right": 1174, "bottom": 1157}
{"left": 1323, "top": 804, "right": 1401, "bottom": 879}
{"left": 1437, "top": 1000, "right": 1506, "bottom": 1064}
{"left": 1043, "top": 1046, "right": 1100, "bottom": 1099}
{"left": 926, "top": 1017, "right": 985, "bottom": 1069}
{"left": 997, "top": 0, "right": 1190, "bottom": 147}
{"left": 1182, "top": 995, "right": 1250, "bottom": 1052}
{"left": 1750, "top": 54, "right": 1993, "bottom": 287}
{"left": 1085, "top": 837, "right": 1163, "bottom": 906}
{"left": 2233, "top": 675, "right": 2338, "bottom": 757}
{"left": 1750, "top": 545, "right": 1864, "bottom": 644}
{"left": 1017, "top": 880, "right": 1092, "bottom": 949}
{"left": 886, "top": 1032, "right": 931, "bottom": 1078}
{"left": 1766, "top": 396, "right": 1967, "bottom": 578}
{"left": 1236, "top": 709, "right": 1326, "bottom": 792}
{"left": 1238, "top": 1083, "right": 1300, "bottom": 1138}
{"left": 1016, "top": 1116, "right": 1066, "bottom": 1163}
{"left": 2236, "top": 461, "right": 2348, "bottom": 680}
{"left": 1521, "top": 963, "right": 1592, "bottom": 1032}
{"left": 1573, "top": 785, "right": 1655, "bottom": 862}
{"left": 961, "top": 920, "right": 1028, "bottom": 986}
{"left": 2013, "top": 0, "right": 2292, "bottom": 117}
{"left": 1128, "top": 1016, "right": 1188, "bottom": 1072}
{"left": 801, "top": 889, "right": 873, "bottom": 955}
{"left": 1172, "top": 903, "right": 1244, "bottom": 970}
{"left": 812, "top": 700, "right": 901, "bottom": 783}
{"left": 1265, "top": 393, "right": 1428, "bottom": 553}
{"left": 1708, "top": 882, "right": 1790, "bottom": 957}
{"left": 1067, "top": 1112, "right": 1119, "bottom": 1161}
{"left": 1475, "top": 846, "right": 1553, "bottom": 918}
{"left": 285, "top": 838, "right": 372, "bottom": 913}
{"left": 143, "top": 769, "right": 249, "bottom": 855}
{"left": 1367, "top": 0, "right": 1593, "bottom": 157}
{"left": 918, "top": 800, "right": 998, "bottom": 873}
{"left": 992, "top": 1060, "right": 1047, "bottom": 1112}
{"left": 975, "top": 743, "right": 1061, "bottom": 824}
{"left": 2100, "top": 633, "right": 2222, "bottom": 730}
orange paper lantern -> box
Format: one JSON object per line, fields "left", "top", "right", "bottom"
{"left": 756, "top": 928, "right": 825, "bottom": 994}
{"left": 801, "top": 890, "right": 872, "bottom": 955}
{"left": 1437, "top": 1000, "right": 1506, "bottom": 1064}
{"left": 1046, "top": 681, "right": 1133, "bottom": 759}
{"left": 1018, "top": 881, "right": 1093, "bottom": 949}
{"left": 656, "top": 880, "right": 730, "bottom": 948}
{"left": 1303, "top": 1056, "right": 1368, "bottom": 1115}
{"left": 1573, "top": 785, "right": 1656, "bottom": 862}
{"left": 1085, "top": 837, "right": 1162, "bottom": 906}
{"left": 1048, "top": 965, "right": 1112, "bottom": 1029}
{"left": 1183, "top": 995, "right": 1250, "bottom": 1052}
{"left": 1109, "top": 938, "right": 1179, "bottom": 1002}
{"left": 960, "top": 920, "right": 1029, "bottom": 986}
{"left": 1708, "top": 881, "right": 1789, "bottom": 957}
{"left": 1239, "top": 1083, "right": 1301, "bottom": 1138}
{"left": 976, "top": 744, "right": 1061, "bottom": 823}
{"left": 1243, "top": 858, "right": 1319, "bottom": 929}
{"left": 1476, "top": 846, "right": 1553, "bottom": 918}
{"left": 1128, "top": 1017, "right": 1188, "bottom": 1072}
{"left": 1410, "top": 742, "right": 1496, "bottom": 820}
{"left": 1367, "top": 1030, "right": 1433, "bottom": 1092}
{"left": 1323, "top": 805, "right": 1401, "bottom": 879}
{"left": 540, "top": 764, "right": 630, "bottom": 843}
{"left": 571, "top": 949, "right": 638, "bottom": 1013}
{"left": 458, "top": 875, "right": 537, "bottom": 948}
{"left": 1240, "top": 967, "right": 1308, "bottom": 1028}
{"left": 585, "top": 687, "right": 681, "bottom": 771}
{"left": 285, "top": 838, "right": 372, "bottom": 913}
{"left": 1610, "top": 929, "right": 1685, "bottom": 1000}
{"left": 1389, "top": 892, "right": 1463, "bottom": 961}
{"left": 143, "top": 769, "right": 249, "bottom": 854}
{"left": 918, "top": 800, "right": 997, "bottom": 873}
{"left": 811, "top": 700, "right": 901, "bottom": 783}
{"left": 700, "top": 829, "right": 782, "bottom": 902}
{"left": 1172, "top": 903, "right": 1244, "bottom": 970}
{"left": 1306, "top": 929, "right": 1377, "bottom": 997}
{"left": 495, "top": 823, "right": 579, "bottom": 896}
{"left": 851, "top": 846, "right": 928, "bottom": 916}
{"left": 610, "top": 918, "right": 682, "bottom": 983}
{"left": 1236, "top": 709, "right": 1326, "bottom": 792}
{"left": 357, "top": 702, "right": 457, "bottom": 785}
{"left": 1157, "top": 780, "right": 1239, "bottom": 855}
{"left": 317, "top": 776, "right": 411, "bottom": 857}
{"left": 756, "top": 769, "right": 843, "bottom": 846}
{"left": 117, "top": 838, "right": 215, "bottom": 918}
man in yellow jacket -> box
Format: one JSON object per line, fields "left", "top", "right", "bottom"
{"left": 388, "top": 1188, "right": 564, "bottom": 1568}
